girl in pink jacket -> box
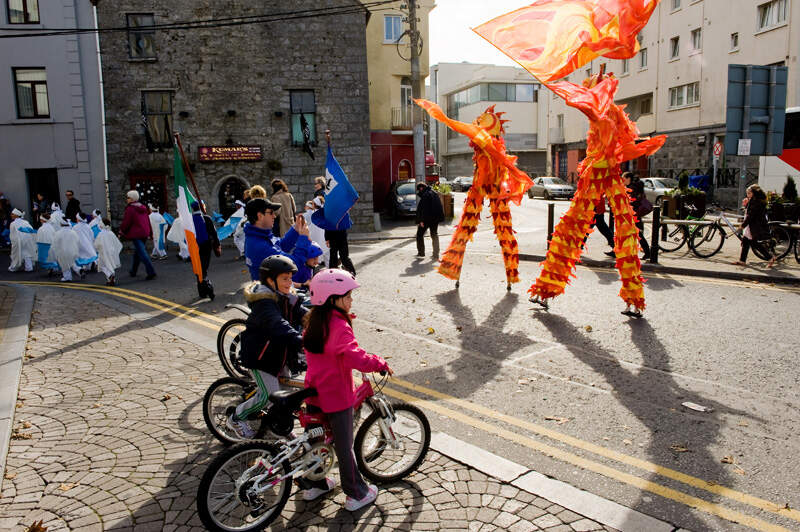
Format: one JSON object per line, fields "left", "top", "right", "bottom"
{"left": 302, "top": 269, "right": 392, "bottom": 511}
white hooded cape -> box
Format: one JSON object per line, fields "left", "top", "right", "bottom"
{"left": 51, "top": 224, "right": 80, "bottom": 273}
{"left": 94, "top": 224, "right": 123, "bottom": 278}
{"left": 9, "top": 218, "right": 36, "bottom": 270}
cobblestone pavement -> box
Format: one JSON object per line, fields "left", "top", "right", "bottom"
{"left": 0, "top": 289, "right": 616, "bottom": 532}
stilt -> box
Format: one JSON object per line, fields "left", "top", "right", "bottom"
{"left": 529, "top": 296, "right": 549, "bottom": 310}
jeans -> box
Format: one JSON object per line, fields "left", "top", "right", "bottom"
{"left": 416, "top": 222, "right": 440, "bottom": 257}
{"left": 130, "top": 238, "right": 156, "bottom": 276}
{"left": 739, "top": 237, "right": 771, "bottom": 262}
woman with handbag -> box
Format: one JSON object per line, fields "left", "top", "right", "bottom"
{"left": 624, "top": 172, "right": 652, "bottom": 261}
{"left": 733, "top": 184, "right": 776, "bottom": 268}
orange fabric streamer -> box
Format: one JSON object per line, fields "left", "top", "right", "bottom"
{"left": 475, "top": 0, "right": 664, "bottom": 310}
{"left": 415, "top": 99, "right": 533, "bottom": 285}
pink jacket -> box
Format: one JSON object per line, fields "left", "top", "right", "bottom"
{"left": 304, "top": 312, "right": 389, "bottom": 413}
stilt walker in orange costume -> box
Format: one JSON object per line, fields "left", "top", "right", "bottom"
{"left": 474, "top": 0, "right": 666, "bottom": 315}
{"left": 413, "top": 101, "right": 533, "bottom": 290}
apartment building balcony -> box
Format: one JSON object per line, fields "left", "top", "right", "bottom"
{"left": 391, "top": 107, "right": 412, "bottom": 130}
{"left": 549, "top": 127, "right": 565, "bottom": 144}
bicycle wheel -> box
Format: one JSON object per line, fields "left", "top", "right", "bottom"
{"left": 217, "top": 318, "right": 250, "bottom": 379}
{"left": 197, "top": 440, "right": 291, "bottom": 532}
{"left": 354, "top": 402, "right": 430, "bottom": 483}
{"left": 754, "top": 224, "right": 791, "bottom": 260}
{"left": 689, "top": 224, "right": 725, "bottom": 258}
{"left": 657, "top": 222, "right": 688, "bottom": 252}
{"left": 203, "top": 377, "right": 269, "bottom": 445}
{"left": 795, "top": 238, "right": 800, "bottom": 263}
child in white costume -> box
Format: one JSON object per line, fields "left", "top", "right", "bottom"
{"left": 303, "top": 197, "right": 329, "bottom": 266}
{"left": 148, "top": 205, "right": 168, "bottom": 259}
{"left": 51, "top": 216, "right": 81, "bottom": 282}
{"left": 8, "top": 209, "right": 36, "bottom": 272}
{"left": 74, "top": 213, "right": 98, "bottom": 271}
{"left": 166, "top": 217, "right": 190, "bottom": 260}
{"left": 93, "top": 217, "right": 123, "bottom": 285}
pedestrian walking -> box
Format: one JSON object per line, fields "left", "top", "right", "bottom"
{"left": 93, "top": 217, "right": 123, "bottom": 286}
{"left": 623, "top": 172, "right": 651, "bottom": 261}
{"left": 590, "top": 194, "right": 615, "bottom": 257}
{"left": 8, "top": 209, "right": 35, "bottom": 272}
{"left": 415, "top": 182, "right": 444, "bottom": 260}
{"left": 270, "top": 179, "right": 297, "bottom": 237}
{"left": 192, "top": 201, "right": 221, "bottom": 300}
{"left": 148, "top": 204, "right": 168, "bottom": 259}
{"left": 119, "top": 190, "right": 156, "bottom": 280}
{"left": 64, "top": 189, "right": 81, "bottom": 222}
{"left": 734, "top": 184, "right": 776, "bottom": 268}
{"left": 31, "top": 192, "right": 48, "bottom": 228}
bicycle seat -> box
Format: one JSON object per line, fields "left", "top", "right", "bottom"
{"left": 269, "top": 387, "right": 318, "bottom": 410}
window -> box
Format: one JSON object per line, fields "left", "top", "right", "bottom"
{"left": 640, "top": 96, "right": 652, "bottom": 115}
{"left": 639, "top": 48, "right": 648, "bottom": 69}
{"left": 691, "top": 28, "right": 702, "bottom": 50}
{"left": 516, "top": 84, "right": 535, "bottom": 102}
{"left": 730, "top": 32, "right": 739, "bottom": 50}
{"left": 757, "top": 0, "right": 787, "bottom": 31}
{"left": 670, "top": 36, "right": 680, "bottom": 59}
{"left": 126, "top": 14, "right": 156, "bottom": 59}
{"left": 668, "top": 82, "right": 700, "bottom": 109}
{"left": 487, "top": 83, "right": 507, "bottom": 101}
{"left": 384, "top": 14, "right": 403, "bottom": 42}
{"left": 14, "top": 68, "right": 49, "bottom": 118}
{"left": 290, "top": 90, "right": 316, "bottom": 146}
{"left": 556, "top": 114, "right": 564, "bottom": 131}
{"left": 141, "top": 91, "right": 173, "bottom": 151}
{"left": 7, "top": 0, "right": 39, "bottom": 23}
{"left": 621, "top": 58, "right": 630, "bottom": 75}
{"left": 671, "top": 0, "right": 681, "bottom": 9}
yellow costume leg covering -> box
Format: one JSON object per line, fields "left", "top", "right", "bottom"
{"left": 489, "top": 197, "right": 520, "bottom": 284}
{"left": 528, "top": 167, "right": 605, "bottom": 301}
{"left": 437, "top": 186, "right": 484, "bottom": 281}
{"left": 607, "top": 176, "right": 646, "bottom": 310}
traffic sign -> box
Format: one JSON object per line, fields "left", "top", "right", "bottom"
{"left": 713, "top": 142, "right": 723, "bottom": 156}
{"left": 737, "top": 139, "right": 751, "bottom": 156}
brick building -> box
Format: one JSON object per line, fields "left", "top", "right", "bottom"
{"left": 96, "top": 1, "right": 374, "bottom": 229}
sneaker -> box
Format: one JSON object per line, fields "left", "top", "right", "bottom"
{"left": 344, "top": 484, "right": 378, "bottom": 511}
{"left": 106, "top": 275, "right": 116, "bottom": 286}
{"left": 604, "top": 250, "right": 616, "bottom": 257}
{"left": 145, "top": 273, "right": 157, "bottom": 281}
{"left": 226, "top": 413, "right": 256, "bottom": 439}
{"left": 302, "top": 477, "right": 337, "bottom": 501}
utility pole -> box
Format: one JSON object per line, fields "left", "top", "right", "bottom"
{"left": 408, "top": 1, "right": 425, "bottom": 185}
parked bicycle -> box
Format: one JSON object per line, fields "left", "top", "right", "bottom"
{"left": 688, "top": 209, "right": 791, "bottom": 259}
{"left": 196, "top": 372, "right": 430, "bottom": 532}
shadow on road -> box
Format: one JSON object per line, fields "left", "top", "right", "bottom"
{"left": 400, "top": 257, "right": 438, "bottom": 278}
{"left": 534, "top": 312, "right": 759, "bottom": 531}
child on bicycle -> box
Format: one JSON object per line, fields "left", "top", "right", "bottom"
{"left": 227, "top": 254, "right": 307, "bottom": 439}
{"left": 300, "top": 268, "right": 393, "bottom": 511}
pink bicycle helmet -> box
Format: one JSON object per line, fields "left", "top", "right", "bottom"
{"left": 308, "top": 268, "right": 360, "bottom": 306}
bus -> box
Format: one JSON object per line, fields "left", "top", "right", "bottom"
{"left": 759, "top": 107, "right": 800, "bottom": 193}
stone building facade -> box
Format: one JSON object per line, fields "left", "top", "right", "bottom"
{"left": 97, "top": 1, "right": 374, "bottom": 229}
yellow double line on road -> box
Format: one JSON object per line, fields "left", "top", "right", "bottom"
{"left": 7, "top": 280, "right": 798, "bottom": 531}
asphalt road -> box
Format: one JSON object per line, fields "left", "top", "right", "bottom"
{"left": 1, "top": 204, "right": 799, "bottom": 531}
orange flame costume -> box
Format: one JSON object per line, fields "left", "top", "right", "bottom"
{"left": 413, "top": 101, "right": 533, "bottom": 287}
{"left": 474, "top": 0, "right": 665, "bottom": 311}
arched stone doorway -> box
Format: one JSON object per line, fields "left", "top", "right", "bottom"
{"left": 214, "top": 175, "right": 249, "bottom": 218}
{"left": 398, "top": 159, "right": 412, "bottom": 181}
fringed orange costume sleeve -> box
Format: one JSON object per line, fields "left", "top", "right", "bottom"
{"left": 415, "top": 99, "right": 533, "bottom": 285}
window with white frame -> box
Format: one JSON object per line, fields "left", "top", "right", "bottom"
{"left": 640, "top": 96, "right": 652, "bottom": 115}
{"left": 621, "top": 58, "right": 630, "bottom": 74}
{"left": 384, "top": 14, "right": 403, "bottom": 42}
{"left": 7, "top": 0, "right": 39, "bottom": 23}
{"left": 691, "top": 28, "right": 702, "bottom": 50}
{"left": 668, "top": 82, "right": 700, "bottom": 109}
{"left": 671, "top": 0, "right": 681, "bottom": 10}
{"left": 14, "top": 68, "right": 49, "bottom": 118}
{"left": 730, "top": 32, "right": 739, "bottom": 50}
{"left": 757, "top": 0, "right": 787, "bottom": 31}
{"left": 639, "top": 47, "right": 648, "bottom": 69}
{"left": 670, "top": 36, "right": 680, "bottom": 59}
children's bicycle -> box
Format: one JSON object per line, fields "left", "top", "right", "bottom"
{"left": 216, "top": 304, "right": 251, "bottom": 379}
{"left": 196, "top": 372, "right": 430, "bottom": 532}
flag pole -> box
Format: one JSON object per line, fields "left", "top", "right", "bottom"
{"left": 325, "top": 129, "right": 331, "bottom": 148}
{"left": 174, "top": 133, "right": 202, "bottom": 205}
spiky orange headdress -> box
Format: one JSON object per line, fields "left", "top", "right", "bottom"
{"left": 473, "top": 105, "right": 510, "bottom": 137}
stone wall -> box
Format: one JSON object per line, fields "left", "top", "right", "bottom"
{"left": 97, "top": 1, "right": 374, "bottom": 230}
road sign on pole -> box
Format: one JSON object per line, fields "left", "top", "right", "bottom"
{"left": 737, "top": 139, "right": 752, "bottom": 156}
{"left": 713, "top": 142, "right": 723, "bottom": 157}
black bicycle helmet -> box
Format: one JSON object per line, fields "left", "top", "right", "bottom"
{"left": 259, "top": 254, "right": 297, "bottom": 285}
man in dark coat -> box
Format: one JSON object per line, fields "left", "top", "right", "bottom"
{"left": 192, "top": 201, "right": 221, "bottom": 299}
{"left": 64, "top": 190, "right": 81, "bottom": 222}
{"left": 415, "top": 182, "right": 445, "bottom": 260}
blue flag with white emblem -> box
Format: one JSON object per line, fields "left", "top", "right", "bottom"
{"left": 323, "top": 147, "right": 359, "bottom": 227}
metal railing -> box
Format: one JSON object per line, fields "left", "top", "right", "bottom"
{"left": 391, "top": 107, "right": 412, "bottom": 130}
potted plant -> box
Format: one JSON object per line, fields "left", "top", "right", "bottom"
{"left": 662, "top": 188, "right": 680, "bottom": 218}
{"left": 432, "top": 181, "right": 454, "bottom": 219}
{"left": 782, "top": 177, "right": 799, "bottom": 223}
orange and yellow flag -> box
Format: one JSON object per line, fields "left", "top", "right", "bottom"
{"left": 473, "top": 0, "right": 660, "bottom": 83}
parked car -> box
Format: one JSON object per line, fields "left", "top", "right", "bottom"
{"left": 527, "top": 177, "right": 576, "bottom": 199}
{"left": 641, "top": 177, "right": 678, "bottom": 205}
{"left": 452, "top": 176, "right": 473, "bottom": 191}
{"left": 386, "top": 180, "right": 417, "bottom": 218}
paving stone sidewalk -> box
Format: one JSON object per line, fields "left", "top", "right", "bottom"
{"left": 0, "top": 289, "right": 616, "bottom": 532}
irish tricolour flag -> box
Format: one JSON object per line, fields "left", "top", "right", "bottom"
{"left": 173, "top": 144, "right": 204, "bottom": 282}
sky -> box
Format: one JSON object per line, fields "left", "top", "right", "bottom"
{"left": 427, "top": 0, "right": 532, "bottom": 68}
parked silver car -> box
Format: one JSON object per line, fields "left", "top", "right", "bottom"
{"left": 527, "top": 177, "right": 576, "bottom": 200}
{"left": 641, "top": 177, "right": 678, "bottom": 205}
{"left": 452, "top": 176, "right": 473, "bottom": 192}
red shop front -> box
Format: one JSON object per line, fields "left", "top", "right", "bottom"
{"left": 370, "top": 131, "right": 416, "bottom": 213}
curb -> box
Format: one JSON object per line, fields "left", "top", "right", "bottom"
{"left": 517, "top": 253, "right": 800, "bottom": 286}
{"left": 431, "top": 432, "right": 680, "bottom": 532}
{"left": 0, "top": 284, "right": 34, "bottom": 476}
